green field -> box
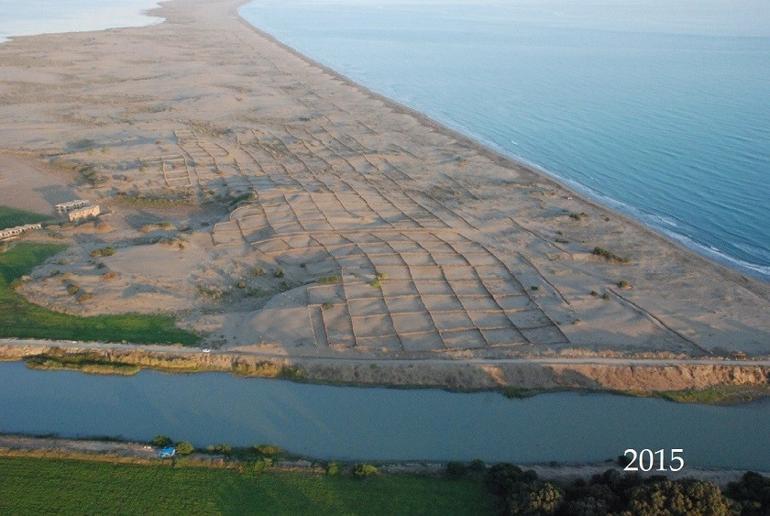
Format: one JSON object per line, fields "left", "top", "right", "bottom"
{"left": 0, "top": 457, "right": 494, "bottom": 515}
{"left": 0, "top": 242, "right": 199, "bottom": 345}
{"left": 0, "top": 206, "right": 50, "bottom": 229}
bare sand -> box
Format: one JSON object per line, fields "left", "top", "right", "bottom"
{"left": 0, "top": 0, "right": 768, "bottom": 393}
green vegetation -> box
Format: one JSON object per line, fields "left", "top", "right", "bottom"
{"left": 115, "top": 191, "right": 195, "bottom": 208}
{"left": 568, "top": 211, "right": 587, "bottom": 221}
{"left": 0, "top": 206, "right": 49, "bottom": 230}
{"left": 370, "top": 272, "right": 386, "bottom": 289}
{"left": 0, "top": 242, "right": 199, "bottom": 344}
{"left": 0, "top": 457, "right": 495, "bottom": 515}
{"left": 176, "top": 441, "right": 195, "bottom": 455}
{"left": 352, "top": 464, "right": 379, "bottom": 478}
{"left": 655, "top": 385, "right": 770, "bottom": 405}
{"left": 317, "top": 274, "right": 341, "bottom": 285}
{"left": 25, "top": 351, "right": 140, "bottom": 376}
{"left": 592, "top": 246, "right": 630, "bottom": 264}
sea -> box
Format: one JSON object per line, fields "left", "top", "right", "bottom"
{"left": 1, "top": 0, "right": 769, "bottom": 278}
{"left": 239, "top": 0, "right": 770, "bottom": 279}
{"left": 0, "top": 0, "right": 161, "bottom": 43}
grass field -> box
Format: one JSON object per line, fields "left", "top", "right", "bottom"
{"left": 0, "top": 242, "right": 199, "bottom": 345}
{"left": 0, "top": 457, "right": 495, "bottom": 515}
{"left": 0, "top": 206, "right": 50, "bottom": 229}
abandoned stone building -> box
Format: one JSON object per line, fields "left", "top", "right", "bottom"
{"left": 0, "top": 223, "right": 43, "bottom": 241}
{"left": 55, "top": 199, "right": 91, "bottom": 215}
{"left": 67, "top": 205, "right": 101, "bottom": 222}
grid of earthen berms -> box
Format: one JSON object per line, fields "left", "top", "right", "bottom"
{"left": 169, "top": 126, "right": 569, "bottom": 351}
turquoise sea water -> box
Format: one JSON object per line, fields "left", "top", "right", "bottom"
{"left": 240, "top": 0, "right": 770, "bottom": 279}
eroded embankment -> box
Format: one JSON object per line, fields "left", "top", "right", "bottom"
{"left": 1, "top": 342, "right": 768, "bottom": 403}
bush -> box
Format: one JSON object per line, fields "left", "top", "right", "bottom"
{"left": 352, "top": 464, "right": 379, "bottom": 478}
{"left": 252, "top": 458, "right": 273, "bottom": 474}
{"left": 175, "top": 441, "right": 194, "bottom": 455}
{"left": 150, "top": 435, "right": 172, "bottom": 447}
{"left": 326, "top": 462, "right": 341, "bottom": 476}
{"left": 485, "top": 464, "right": 537, "bottom": 496}
{"left": 89, "top": 246, "right": 115, "bottom": 258}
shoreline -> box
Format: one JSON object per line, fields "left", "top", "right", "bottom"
{"left": 232, "top": 3, "right": 769, "bottom": 285}
{"left": 0, "top": 433, "right": 766, "bottom": 486}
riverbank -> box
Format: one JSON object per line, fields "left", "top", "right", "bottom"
{"left": 0, "top": 0, "right": 768, "bottom": 397}
{"left": 2, "top": 340, "right": 770, "bottom": 404}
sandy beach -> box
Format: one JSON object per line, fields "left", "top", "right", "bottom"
{"left": 0, "top": 0, "right": 768, "bottom": 393}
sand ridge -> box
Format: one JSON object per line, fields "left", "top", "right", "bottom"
{"left": 0, "top": 0, "right": 768, "bottom": 368}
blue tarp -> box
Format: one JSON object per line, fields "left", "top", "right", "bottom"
{"left": 159, "top": 447, "right": 176, "bottom": 458}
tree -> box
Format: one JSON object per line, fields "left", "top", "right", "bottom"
{"left": 176, "top": 441, "right": 194, "bottom": 455}
{"left": 446, "top": 462, "right": 468, "bottom": 479}
{"left": 725, "top": 471, "right": 770, "bottom": 516}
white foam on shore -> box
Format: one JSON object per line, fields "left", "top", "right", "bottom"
{"left": 0, "top": 0, "right": 163, "bottom": 43}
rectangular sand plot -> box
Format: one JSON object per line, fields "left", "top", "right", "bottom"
{"left": 400, "top": 331, "right": 444, "bottom": 351}
{"left": 467, "top": 311, "right": 512, "bottom": 329}
{"left": 373, "top": 265, "right": 410, "bottom": 280}
{"left": 352, "top": 314, "right": 396, "bottom": 338}
{"left": 520, "top": 326, "right": 567, "bottom": 345}
{"left": 495, "top": 295, "right": 533, "bottom": 310}
{"left": 414, "top": 280, "right": 454, "bottom": 296}
{"left": 391, "top": 312, "right": 434, "bottom": 334}
{"left": 385, "top": 295, "right": 425, "bottom": 313}
{"left": 381, "top": 280, "right": 419, "bottom": 297}
{"left": 506, "top": 309, "right": 552, "bottom": 329}
{"left": 355, "top": 334, "right": 402, "bottom": 351}
{"left": 368, "top": 254, "right": 405, "bottom": 266}
{"left": 460, "top": 296, "right": 500, "bottom": 311}
{"left": 348, "top": 297, "right": 389, "bottom": 317}
{"left": 474, "top": 264, "right": 511, "bottom": 278}
{"left": 433, "top": 312, "right": 474, "bottom": 332}
{"left": 407, "top": 265, "right": 444, "bottom": 280}
{"left": 421, "top": 295, "right": 464, "bottom": 312}
{"left": 432, "top": 253, "right": 467, "bottom": 266}
{"left": 389, "top": 240, "right": 422, "bottom": 253}
{"left": 465, "top": 253, "right": 501, "bottom": 266}
{"left": 443, "top": 266, "right": 476, "bottom": 281}
{"left": 449, "top": 280, "right": 488, "bottom": 296}
{"left": 442, "top": 329, "right": 486, "bottom": 349}
{"left": 482, "top": 328, "right": 526, "bottom": 347}
{"left": 401, "top": 252, "right": 435, "bottom": 266}
{"left": 322, "top": 305, "right": 355, "bottom": 348}
{"left": 482, "top": 278, "right": 524, "bottom": 296}
{"left": 344, "top": 282, "right": 383, "bottom": 299}
{"left": 308, "top": 284, "right": 345, "bottom": 305}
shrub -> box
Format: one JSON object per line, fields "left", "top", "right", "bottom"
{"left": 592, "top": 247, "right": 629, "bottom": 264}
{"left": 150, "top": 435, "right": 172, "bottom": 447}
{"left": 273, "top": 268, "right": 284, "bottom": 278}
{"left": 176, "top": 441, "right": 194, "bottom": 455}
{"left": 352, "top": 464, "right": 379, "bottom": 478}
{"left": 65, "top": 284, "right": 80, "bottom": 296}
{"left": 89, "top": 246, "right": 115, "bottom": 258}
{"left": 326, "top": 462, "right": 341, "bottom": 476}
